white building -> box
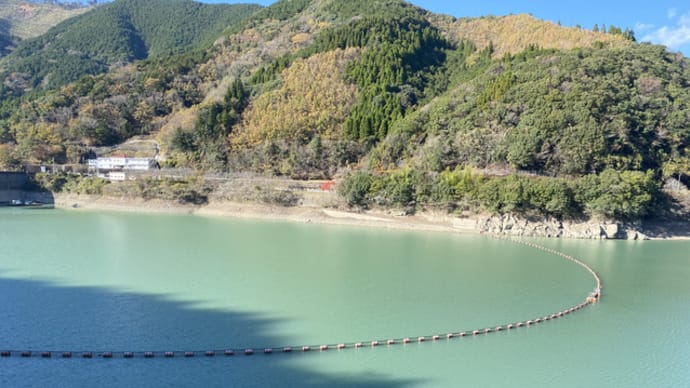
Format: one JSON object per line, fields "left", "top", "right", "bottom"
{"left": 101, "top": 171, "right": 127, "bottom": 181}
{"left": 87, "top": 156, "right": 157, "bottom": 181}
{"left": 88, "top": 157, "right": 157, "bottom": 171}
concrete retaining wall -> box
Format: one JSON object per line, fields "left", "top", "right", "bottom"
{"left": 0, "top": 172, "right": 53, "bottom": 205}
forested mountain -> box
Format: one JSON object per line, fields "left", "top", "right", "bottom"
{"left": 1, "top": 0, "right": 688, "bottom": 221}
{"left": 0, "top": 0, "right": 261, "bottom": 89}
{"left": 0, "top": 0, "right": 91, "bottom": 41}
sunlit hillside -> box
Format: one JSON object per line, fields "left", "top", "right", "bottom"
{"left": 439, "top": 14, "right": 631, "bottom": 57}
{"left": 0, "top": 0, "right": 91, "bottom": 39}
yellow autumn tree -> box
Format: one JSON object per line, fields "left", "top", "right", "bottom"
{"left": 232, "top": 48, "right": 360, "bottom": 147}
{"left": 444, "top": 14, "right": 630, "bottom": 58}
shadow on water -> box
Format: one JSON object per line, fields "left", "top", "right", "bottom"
{"left": 0, "top": 276, "right": 418, "bottom": 388}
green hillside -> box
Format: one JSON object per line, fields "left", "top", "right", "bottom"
{"left": 1, "top": 0, "right": 261, "bottom": 89}
{"left": 1, "top": 0, "right": 688, "bottom": 222}
{"left": 355, "top": 43, "right": 689, "bottom": 220}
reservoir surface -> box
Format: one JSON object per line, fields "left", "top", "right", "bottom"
{"left": 0, "top": 209, "right": 688, "bottom": 387}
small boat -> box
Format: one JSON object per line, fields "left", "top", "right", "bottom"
{"left": 9, "top": 199, "right": 53, "bottom": 209}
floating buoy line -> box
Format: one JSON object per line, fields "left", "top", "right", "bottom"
{"left": 1, "top": 236, "right": 601, "bottom": 360}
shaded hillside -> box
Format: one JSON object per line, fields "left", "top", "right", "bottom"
{"left": 1, "top": 0, "right": 261, "bottom": 89}
{"left": 0, "top": 29, "right": 13, "bottom": 56}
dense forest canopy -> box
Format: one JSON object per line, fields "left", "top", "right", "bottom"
{"left": 0, "top": 0, "right": 688, "bottom": 222}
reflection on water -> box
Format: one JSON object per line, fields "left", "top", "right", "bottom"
{"left": 0, "top": 277, "right": 415, "bottom": 388}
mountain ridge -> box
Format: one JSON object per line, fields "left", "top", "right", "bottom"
{"left": 0, "top": 0, "right": 261, "bottom": 89}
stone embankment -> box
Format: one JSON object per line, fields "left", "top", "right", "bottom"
{"left": 476, "top": 214, "right": 649, "bottom": 240}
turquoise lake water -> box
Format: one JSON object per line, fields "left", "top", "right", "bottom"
{"left": 0, "top": 209, "right": 688, "bottom": 387}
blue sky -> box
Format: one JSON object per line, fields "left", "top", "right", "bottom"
{"left": 203, "top": 0, "right": 690, "bottom": 55}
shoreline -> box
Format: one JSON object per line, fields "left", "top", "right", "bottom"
{"left": 52, "top": 194, "right": 480, "bottom": 235}
{"left": 51, "top": 193, "right": 690, "bottom": 240}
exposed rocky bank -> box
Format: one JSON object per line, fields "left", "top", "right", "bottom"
{"left": 476, "top": 214, "right": 652, "bottom": 240}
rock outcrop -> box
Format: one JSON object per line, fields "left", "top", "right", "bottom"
{"left": 475, "top": 214, "right": 649, "bottom": 240}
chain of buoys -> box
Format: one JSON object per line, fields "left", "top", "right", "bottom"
{"left": 0, "top": 235, "right": 601, "bottom": 360}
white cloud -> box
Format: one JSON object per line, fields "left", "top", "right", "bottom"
{"left": 642, "top": 11, "right": 690, "bottom": 51}
{"left": 634, "top": 22, "right": 655, "bottom": 32}
{"left": 681, "top": 13, "right": 690, "bottom": 26}
{"left": 668, "top": 8, "right": 677, "bottom": 19}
